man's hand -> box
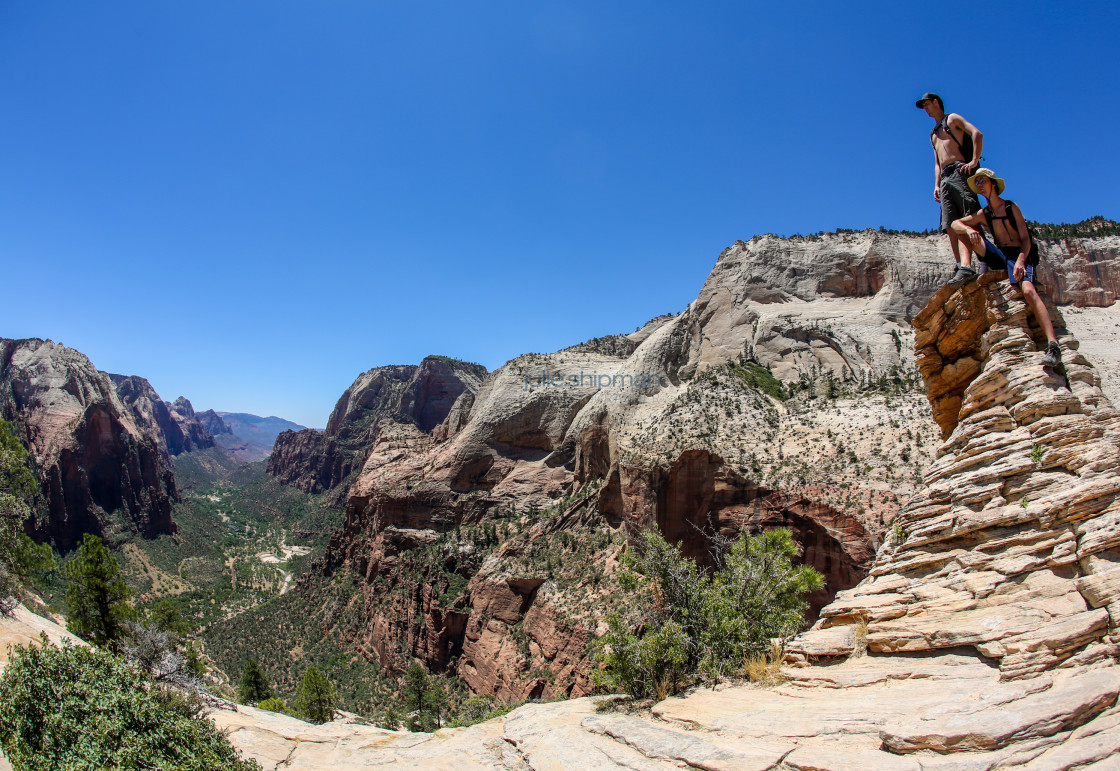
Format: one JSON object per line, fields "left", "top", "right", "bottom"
{"left": 962, "top": 160, "right": 978, "bottom": 175}
{"left": 969, "top": 229, "right": 983, "bottom": 250}
{"left": 1014, "top": 256, "right": 1027, "bottom": 281}
{"left": 934, "top": 186, "right": 941, "bottom": 202}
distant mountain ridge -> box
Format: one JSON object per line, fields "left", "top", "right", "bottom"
{"left": 212, "top": 412, "right": 307, "bottom": 462}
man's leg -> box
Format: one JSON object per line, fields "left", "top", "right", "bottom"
{"left": 1019, "top": 280, "right": 1057, "bottom": 343}
{"left": 942, "top": 166, "right": 980, "bottom": 268}
{"left": 949, "top": 228, "right": 972, "bottom": 267}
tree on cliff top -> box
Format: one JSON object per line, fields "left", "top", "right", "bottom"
{"left": 592, "top": 527, "right": 823, "bottom": 699}
{"left": 403, "top": 663, "right": 449, "bottom": 731}
{"left": 238, "top": 658, "right": 273, "bottom": 705}
{"left": 63, "top": 532, "right": 135, "bottom": 646}
{"left": 294, "top": 666, "right": 337, "bottom": 724}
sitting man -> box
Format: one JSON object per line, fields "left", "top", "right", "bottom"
{"left": 951, "top": 168, "right": 1062, "bottom": 368}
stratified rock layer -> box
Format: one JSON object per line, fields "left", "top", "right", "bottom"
{"left": 0, "top": 339, "right": 178, "bottom": 550}
{"left": 787, "top": 273, "right": 1120, "bottom": 685}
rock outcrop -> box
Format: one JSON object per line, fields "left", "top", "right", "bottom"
{"left": 267, "top": 356, "right": 488, "bottom": 498}
{"left": 786, "top": 273, "right": 1120, "bottom": 682}
{"left": 108, "top": 375, "right": 215, "bottom": 456}
{"left": 286, "top": 232, "right": 1120, "bottom": 704}
{"left": 0, "top": 338, "right": 177, "bottom": 550}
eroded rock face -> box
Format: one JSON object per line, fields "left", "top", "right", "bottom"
{"left": 307, "top": 232, "right": 1120, "bottom": 703}
{"left": 788, "top": 273, "right": 1120, "bottom": 683}
{"left": 267, "top": 356, "right": 488, "bottom": 496}
{"left": 108, "top": 375, "right": 215, "bottom": 456}
{"left": 0, "top": 339, "right": 177, "bottom": 550}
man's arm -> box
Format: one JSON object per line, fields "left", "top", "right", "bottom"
{"left": 1011, "top": 203, "right": 1031, "bottom": 280}
{"left": 951, "top": 211, "right": 988, "bottom": 252}
{"left": 948, "top": 113, "right": 983, "bottom": 174}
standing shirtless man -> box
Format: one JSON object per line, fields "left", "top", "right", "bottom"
{"left": 916, "top": 92, "right": 984, "bottom": 284}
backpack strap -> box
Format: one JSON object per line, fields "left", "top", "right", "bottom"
{"left": 940, "top": 116, "right": 965, "bottom": 154}
{"left": 983, "top": 204, "right": 995, "bottom": 239}
{"left": 1005, "top": 200, "right": 1041, "bottom": 266}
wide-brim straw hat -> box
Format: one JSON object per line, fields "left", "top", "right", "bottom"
{"left": 968, "top": 168, "right": 1006, "bottom": 195}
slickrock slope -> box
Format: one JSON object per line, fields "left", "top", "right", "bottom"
{"left": 0, "top": 338, "right": 177, "bottom": 550}
{"left": 288, "top": 232, "right": 1120, "bottom": 704}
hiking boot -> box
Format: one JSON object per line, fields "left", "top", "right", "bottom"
{"left": 946, "top": 265, "right": 977, "bottom": 286}
{"left": 1042, "top": 341, "right": 1063, "bottom": 368}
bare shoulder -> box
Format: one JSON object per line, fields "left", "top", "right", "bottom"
{"left": 946, "top": 112, "right": 968, "bottom": 128}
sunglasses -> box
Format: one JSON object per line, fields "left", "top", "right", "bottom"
{"left": 974, "top": 177, "right": 991, "bottom": 186}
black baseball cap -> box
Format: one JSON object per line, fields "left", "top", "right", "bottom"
{"left": 915, "top": 92, "right": 943, "bottom": 109}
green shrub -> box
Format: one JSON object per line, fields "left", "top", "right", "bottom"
{"left": 256, "top": 697, "right": 291, "bottom": 715}
{"left": 0, "top": 636, "right": 259, "bottom": 769}
{"left": 592, "top": 527, "right": 823, "bottom": 699}
{"left": 731, "top": 362, "right": 788, "bottom": 401}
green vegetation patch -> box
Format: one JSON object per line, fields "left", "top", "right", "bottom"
{"left": 593, "top": 527, "right": 822, "bottom": 699}
{"left": 0, "top": 638, "right": 259, "bottom": 770}
{"left": 730, "top": 361, "right": 788, "bottom": 401}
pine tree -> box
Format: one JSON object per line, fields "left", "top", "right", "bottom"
{"left": 237, "top": 658, "right": 272, "bottom": 705}
{"left": 63, "top": 533, "right": 134, "bottom": 646}
{"left": 404, "top": 662, "right": 430, "bottom": 717}
{"left": 294, "top": 667, "right": 337, "bottom": 724}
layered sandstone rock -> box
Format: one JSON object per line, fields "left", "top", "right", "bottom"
{"left": 0, "top": 338, "right": 177, "bottom": 550}
{"left": 786, "top": 272, "right": 1120, "bottom": 685}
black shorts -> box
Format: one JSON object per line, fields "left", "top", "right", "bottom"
{"left": 939, "top": 162, "right": 981, "bottom": 232}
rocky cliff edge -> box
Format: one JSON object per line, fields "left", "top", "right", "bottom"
{"left": 5, "top": 270, "right": 1120, "bottom": 769}
{"left": 221, "top": 266, "right": 1120, "bottom": 769}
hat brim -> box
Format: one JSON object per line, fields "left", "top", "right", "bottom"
{"left": 967, "top": 173, "right": 1007, "bottom": 195}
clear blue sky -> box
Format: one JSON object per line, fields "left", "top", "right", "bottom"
{"left": 2, "top": 2, "right": 1117, "bottom": 428}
